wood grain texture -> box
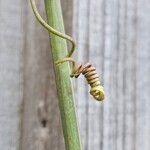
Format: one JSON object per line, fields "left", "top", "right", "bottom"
{"left": 0, "top": 0, "right": 150, "bottom": 150}
{"left": 0, "top": 0, "right": 23, "bottom": 149}
{"left": 73, "top": 0, "right": 150, "bottom": 150}
{"left": 74, "top": 0, "right": 150, "bottom": 150}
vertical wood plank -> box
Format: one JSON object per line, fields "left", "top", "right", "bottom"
{"left": 73, "top": 0, "right": 150, "bottom": 150}
{"left": 136, "top": 0, "right": 150, "bottom": 150}
{"left": 0, "top": 0, "right": 23, "bottom": 149}
{"left": 102, "top": 0, "right": 120, "bottom": 150}
{"left": 87, "top": 0, "right": 105, "bottom": 149}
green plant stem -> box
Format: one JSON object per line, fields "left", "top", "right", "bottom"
{"left": 44, "top": 0, "right": 82, "bottom": 149}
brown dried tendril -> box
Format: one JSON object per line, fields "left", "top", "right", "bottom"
{"left": 56, "top": 58, "right": 105, "bottom": 101}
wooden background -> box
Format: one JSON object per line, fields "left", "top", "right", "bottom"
{"left": 0, "top": 0, "right": 150, "bottom": 149}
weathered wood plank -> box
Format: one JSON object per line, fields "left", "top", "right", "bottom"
{"left": 87, "top": 1, "right": 105, "bottom": 149}
{"left": 0, "top": 0, "right": 23, "bottom": 149}
{"left": 136, "top": 0, "right": 150, "bottom": 150}
{"left": 73, "top": 0, "right": 150, "bottom": 150}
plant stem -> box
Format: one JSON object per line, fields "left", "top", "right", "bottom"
{"left": 44, "top": 0, "right": 82, "bottom": 149}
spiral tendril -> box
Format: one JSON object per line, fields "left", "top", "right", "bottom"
{"left": 30, "top": 0, "right": 105, "bottom": 101}
{"left": 30, "top": 0, "right": 76, "bottom": 57}
{"left": 72, "top": 63, "right": 105, "bottom": 101}
{"left": 56, "top": 58, "right": 105, "bottom": 101}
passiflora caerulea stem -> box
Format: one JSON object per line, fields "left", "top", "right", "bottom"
{"left": 30, "top": 0, "right": 82, "bottom": 149}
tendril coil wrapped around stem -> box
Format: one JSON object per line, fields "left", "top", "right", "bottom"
{"left": 30, "top": 0, "right": 105, "bottom": 101}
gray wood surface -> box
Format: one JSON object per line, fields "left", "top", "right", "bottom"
{"left": 0, "top": 0, "right": 150, "bottom": 150}
{"left": 73, "top": 0, "right": 150, "bottom": 150}
{"left": 0, "top": 0, "right": 23, "bottom": 149}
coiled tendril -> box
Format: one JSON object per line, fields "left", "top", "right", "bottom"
{"left": 56, "top": 58, "right": 105, "bottom": 101}
{"left": 30, "top": 0, "right": 105, "bottom": 101}
{"left": 72, "top": 63, "right": 104, "bottom": 101}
